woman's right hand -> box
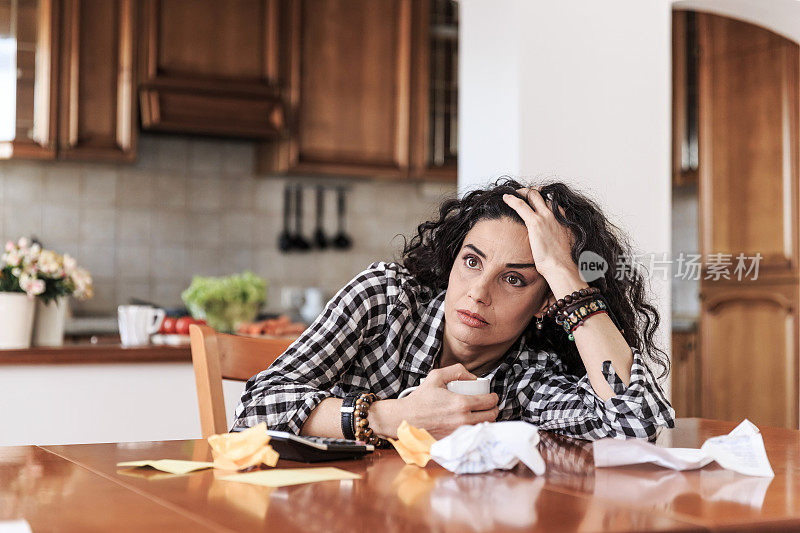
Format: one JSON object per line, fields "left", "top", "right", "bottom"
{"left": 395, "top": 364, "right": 499, "bottom": 439}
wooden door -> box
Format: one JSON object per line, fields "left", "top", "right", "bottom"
{"left": 262, "top": 0, "right": 412, "bottom": 178}
{"left": 700, "top": 282, "right": 798, "bottom": 428}
{"left": 696, "top": 13, "right": 800, "bottom": 428}
{"left": 698, "top": 14, "right": 799, "bottom": 274}
{"left": 58, "top": 0, "right": 136, "bottom": 161}
{"left": 138, "top": 0, "right": 285, "bottom": 138}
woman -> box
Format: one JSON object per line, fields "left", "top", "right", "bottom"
{"left": 232, "top": 179, "right": 674, "bottom": 441}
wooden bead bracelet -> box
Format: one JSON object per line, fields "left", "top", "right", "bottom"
{"left": 544, "top": 287, "right": 601, "bottom": 320}
{"left": 353, "top": 392, "right": 390, "bottom": 448}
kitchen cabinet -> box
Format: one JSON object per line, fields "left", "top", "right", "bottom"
{"left": 672, "top": 10, "right": 698, "bottom": 187}
{"left": 59, "top": 0, "right": 136, "bottom": 161}
{"left": 671, "top": 327, "right": 700, "bottom": 418}
{"left": 138, "top": 0, "right": 285, "bottom": 139}
{"left": 0, "top": 0, "right": 136, "bottom": 161}
{"left": 410, "top": 0, "right": 457, "bottom": 181}
{"left": 690, "top": 13, "right": 800, "bottom": 428}
{"left": 0, "top": 0, "right": 59, "bottom": 159}
{"left": 259, "top": 0, "right": 457, "bottom": 181}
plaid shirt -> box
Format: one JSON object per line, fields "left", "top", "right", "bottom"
{"left": 232, "top": 262, "right": 675, "bottom": 440}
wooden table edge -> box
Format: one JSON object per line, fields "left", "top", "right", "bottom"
{"left": 36, "top": 444, "right": 232, "bottom": 533}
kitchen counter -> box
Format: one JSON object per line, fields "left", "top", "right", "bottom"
{"left": 0, "top": 342, "right": 191, "bottom": 365}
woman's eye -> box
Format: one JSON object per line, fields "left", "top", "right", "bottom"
{"left": 465, "top": 256, "right": 479, "bottom": 268}
{"left": 506, "top": 274, "right": 524, "bottom": 286}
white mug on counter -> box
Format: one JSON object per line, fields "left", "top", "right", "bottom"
{"left": 118, "top": 305, "right": 165, "bottom": 347}
{"left": 397, "top": 377, "right": 491, "bottom": 399}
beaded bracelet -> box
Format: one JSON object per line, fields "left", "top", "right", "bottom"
{"left": 559, "top": 298, "right": 608, "bottom": 341}
{"left": 544, "top": 287, "right": 601, "bottom": 320}
{"left": 353, "top": 392, "right": 390, "bottom": 448}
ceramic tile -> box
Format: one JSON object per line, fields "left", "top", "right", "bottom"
{"left": 81, "top": 168, "right": 117, "bottom": 207}
{"left": 80, "top": 208, "right": 116, "bottom": 244}
{"left": 41, "top": 205, "right": 81, "bottom": 245}
{"left": 116, "top": 246, "right": 151, "bottom": 279}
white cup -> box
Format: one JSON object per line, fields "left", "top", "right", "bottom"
{"left": 118, "top": 305, "right": 165, "bottom": 347}
{"left": 397, "top": 377, "right": 491, "bottom": 399}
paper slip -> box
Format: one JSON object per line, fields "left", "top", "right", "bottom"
{"left": 0, "top": 520, "right": 32, "bottom": 533}
{"left": 594, "top": 419, "right": 774, "bottom": 477}
{"left": 116, "top": 459, "right": 214, "bottom": 475}
{"left": 220, "top": 467, "right": 361, "bottom": 487}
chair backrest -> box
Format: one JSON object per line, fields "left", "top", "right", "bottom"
{"left": 189, "top": 324, "right": 295, "bottom": 438}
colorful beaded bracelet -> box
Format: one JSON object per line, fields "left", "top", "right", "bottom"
{"left": 560, "top": 298, "right": 609, "bottom": 341}
{"left": 353, "top": 392, "right": 390, "bottom": 448}
{"left": 544, "top": 287, "right": 601, "bottom": 319}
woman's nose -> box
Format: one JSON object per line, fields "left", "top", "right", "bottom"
{"left": 467, "top": 276, "right": 492, "bottom": 305}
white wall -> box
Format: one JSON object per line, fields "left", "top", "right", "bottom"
{"left": 459, "top": 0, "right": 673, "bottom": 353}
{"left": 0, "top": 363, "right": 245, "bottom": 445}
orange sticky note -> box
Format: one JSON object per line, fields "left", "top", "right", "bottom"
{"left": 207, "top": 422, "right": 279, "bottom": 471}
{"left": 389, "top": 420, "right": 437, "bottom": 467}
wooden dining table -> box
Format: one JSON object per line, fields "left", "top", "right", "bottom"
{"left": 2, "top": 418, "right": 799, "bottom": 532}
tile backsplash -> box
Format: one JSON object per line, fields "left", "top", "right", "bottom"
{"left": 0, "top": 134, "right": 456, "bottom": 315}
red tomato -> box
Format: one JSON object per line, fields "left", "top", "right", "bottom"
{"left": 192, "top": 318, "right": 207, "bottom": 326}
{"left": 175, "top": 317, "right": 193, "bottom": 335}
{"left": 160, "top": 317, "right": 177, "bottom": 334}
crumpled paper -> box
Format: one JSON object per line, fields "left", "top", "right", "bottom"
{"left": 207, "top": 422, "right": 279, "bottom": 471}
{"left": 431, "top": 421, "right": 545, "bottom": 475}
{"left": 389, "top": 420, "right": 437, "bottom": 467}
{"left": 594, "top": 419, "right": 774, "bottom": 477}
{"left": 391, "top": 420, "right": 545, "bottom": 475}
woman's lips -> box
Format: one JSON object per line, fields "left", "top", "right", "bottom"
{"left": 457, "top": 309, "right": 489, "bottom": 328}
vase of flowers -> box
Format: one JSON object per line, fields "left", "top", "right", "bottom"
{"left": 0, "top": 238, "right": 44, "bottom": 348}
{"left": 0, "top": 238, "right": 94, "bottom": 348}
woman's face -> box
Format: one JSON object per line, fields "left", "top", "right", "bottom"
{"left": 444, "top": 217, "right": 552, "bottom": 350}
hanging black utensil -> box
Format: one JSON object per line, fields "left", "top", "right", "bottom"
{"left": 293, "top": 184, "right": 311, "bottom": 251}
{"left": 332, "top": 187, "right": 352, "bottom": 250}
{"left": 278, "top": 184, "right": 294, "bottom": 252}
{"left": 312, "top": 186, "right": 328, "bottom": 249}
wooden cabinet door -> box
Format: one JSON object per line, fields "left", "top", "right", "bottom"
{"left": 1, "top": 0, "right": 59, "bottom": 159}
{"left": 698, "top": 13, "right": 799, "bottom": 274}
{"left": 409, "top": 0, "right": 457, "bottom": 182}
{"left": 671, "top": 329, "right": 700, "bottom": 417}
{"left": 263, "top": 0, "right": 412, "bottom": 178}
{"left": 700, "top": 282, "right": 798, "bottom": 428}
{"left": 138, "top": 0, "right": 285, "bottom": 138}
{"left": 58, "top": 0, "right": 136, "bottom": 161}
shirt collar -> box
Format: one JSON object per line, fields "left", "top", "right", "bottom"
{"left": 399, "top": 290, "right": 447, "bottom": 376}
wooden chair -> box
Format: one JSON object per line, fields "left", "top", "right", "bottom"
{"left": 189, "top": 324, "right": 296, "bottom": 438}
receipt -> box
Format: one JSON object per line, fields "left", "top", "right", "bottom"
{"left": 593, "top": 419, "right": 774, "bottom": 477}
{"left": 430, "top": 421, "right": 546, "bottom": 475}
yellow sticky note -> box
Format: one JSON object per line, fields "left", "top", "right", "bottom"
{"left": 220, "top": 467, "right": 361, "bottom": 487}
{"left": 116, "top": 459, "right": 214, "bottom": 475}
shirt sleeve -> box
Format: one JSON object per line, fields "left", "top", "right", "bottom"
{"left": 515, "top": 346, "right": 675, "bottom": 440}
{"left": 230, "top": 264, "right": 392, "bottom": 434}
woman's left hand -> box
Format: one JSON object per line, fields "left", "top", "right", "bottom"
{"left": 502, "top": 188, "right": 577, "bottom": 281}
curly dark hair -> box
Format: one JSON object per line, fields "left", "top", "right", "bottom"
{"left": 401, "top": 177, "right": 669, "bottom": 378}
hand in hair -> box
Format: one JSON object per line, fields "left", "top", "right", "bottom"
{"left": 502, "top": 188, "right": 577, "bottom": 281}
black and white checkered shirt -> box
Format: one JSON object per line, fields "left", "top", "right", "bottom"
{"left": 232, "top": 262, "right": 675, "bottom": 440}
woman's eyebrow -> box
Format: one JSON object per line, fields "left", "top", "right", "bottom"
{"left": 465, "top": 244, "right": 536, "bottom": 269}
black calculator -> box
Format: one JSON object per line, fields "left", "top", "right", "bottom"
{"left": 264, "top": 430, "right": 375, "bottom": 463}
